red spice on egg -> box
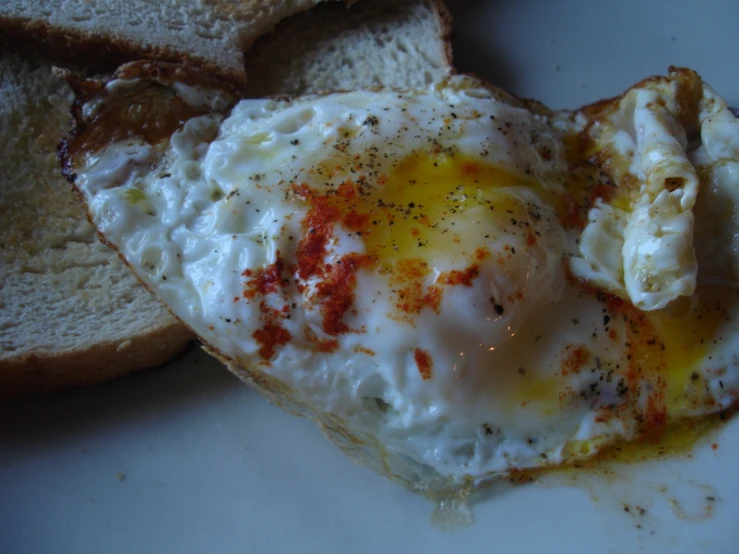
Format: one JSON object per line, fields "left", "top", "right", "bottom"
{"left": 313, "top": 253, "right": 368, "bottom": 336}
{"left": 461, "top": 161, "right": 482, "bottom": 177}
{"left": 588, "top": 181, "right": 617, "bottom": 208}
{"left": 304, "top": 327, "right": 340, "bottom": 353}
{"left": 242, "top": 252, "right": 285, "bottom": 299}
{"left": 414, "top": 348, "right": 433, "bottom": 380}
{"left": 252, "top": 322, "right": 291, "bottom": 360}
{"left": 561, "top": 344, "right": 590, "bottom": 376}
{"left": 336, "top": 180, "right": 357, "bottom": 199}
{"left": 354, "top": 346, "right": 376, "bottom": 356}
{"left": 439, "top": 265, "right": 480, "bottom": 287}
{"left": 474, "top": 247, "right": 490, "bottom": 261}
{"left": 296, "top": 192, "right": 341, "bottom": 280}
{"left": 605, "top": 293, "right": 669, "bottom": 439}
{"left": 559, "top": 193, "right": 583, "bottom": 229}
{"left": 342, "top": 210, "right": 370, "bottom": 232}
{"left": 391, "top": 258, "right": 442, "bottom": 315}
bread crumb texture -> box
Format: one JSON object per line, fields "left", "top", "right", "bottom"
{"left": 245, "top": 0, "right": 452, "bottom": 97}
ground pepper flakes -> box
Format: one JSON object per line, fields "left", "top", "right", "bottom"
{"left": 295, "top": 185, "right": 341, "bottom": 280}
{"left": 561, "top": 344, "right": 590, "bottom": 376}
{"left": 390, "top": 258, "right": 442, "bottom": 315}
{"left": 644, "top": 381, "right": 668, "bottom": 442}
{"left": 242, "top": 252, "right": 285, "bottom": 299}
{"left": 313, "top": 253, "right": 369, "bottom": 336}
{"left": 252, "top": 322, "right": 291, "bottom": 360}
{"left": 414, "top": 348, "right": 433, "bottom": 380}
{"left": 439, "top": 264, "right": 480, "bottom": 287}
{"left": 606, "top": 293, "right": 669, "bottom": 439}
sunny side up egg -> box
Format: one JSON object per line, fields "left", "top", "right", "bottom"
{"left": 63, "top": 62, "right": 739, "bottom": 493}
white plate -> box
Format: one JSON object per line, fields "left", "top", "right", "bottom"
{"left": 2, "top": 1, "right": 738, "bottom": 552}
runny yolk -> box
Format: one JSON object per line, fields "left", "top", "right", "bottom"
{"left": 557, "top": 287, "right": 736, "bottom": 463}
{"left": 292, "top": 151, "right": 565, "bottom": 328}
{"left": 301, "top": 152, "right": 563, "bottom": 268}
{"left": 484, "top": 286, "right": 735, "bottom": 453}
{"left": 649, "top": 288, "right": 736, "bottom": 414}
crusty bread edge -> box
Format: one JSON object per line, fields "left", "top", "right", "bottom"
{"left": 0, "top": 326, "right": 194, "bottom": 396}
{"left": 0, "top": 15, "right": 248, "bottom": 88}
{"left": 433, "top": 0, "right": 454, "bottom": 73}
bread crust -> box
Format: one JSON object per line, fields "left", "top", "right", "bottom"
{"left": 242, "top": 0, "right": 455, "bottom": 97}
{"left": 432, "top": 0, "right": 454, "bottom": 71}
{"left": 0, "top": 326, "right": 193, "bottom": 396}
{"left": 0, "top": 1, "right": 362, "bottom": 92}
{"left": 0, "top": 15, "right": 248, "bottom": 88}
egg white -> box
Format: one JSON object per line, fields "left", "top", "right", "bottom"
{"left": 71, "top": 71, "right": 739, "bottom": 483}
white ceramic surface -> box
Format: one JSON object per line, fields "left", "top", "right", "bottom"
{"left": 2, "top": 1, "right": 738, "bottom": 553}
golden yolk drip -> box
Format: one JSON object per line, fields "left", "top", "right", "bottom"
{"left": 507, "top": 286, "right": 733, "bottom": 463}
{"left": 561, "top": 287, "right": 736, "bottom": 464}
{"left": 603, "top": 413, "right": 726, "bottom": 463}
{"left": 650, "top": 288, "right": 736, "bottom": 413}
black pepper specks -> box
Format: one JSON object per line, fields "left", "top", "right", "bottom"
{"left": 490, "top": 297, "right": 505, "bottom": 315}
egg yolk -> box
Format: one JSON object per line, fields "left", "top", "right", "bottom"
{"left": 299, "top": 151, "right": 565, "bottom": 267}
{"left": 652, "top": 289, "right": 735, "bottom": 412}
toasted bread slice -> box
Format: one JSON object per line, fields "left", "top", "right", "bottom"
{"left": 244, "top": 0, "right": 452, "bottom": 97}
{"left": 0, "top": 0, "right": 348, "bottom": 88}
{"left": 0, "top": 51, "right": 193, "bottom": 395}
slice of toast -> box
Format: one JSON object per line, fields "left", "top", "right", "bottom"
{"left": 0, "top": 0, "right": 347, "bottom": 88}
{"left": 244, "top": 0, "right": 452, "bottom": 97}
{"left": 0, "top": 51, "right": 193, "bottom": 394}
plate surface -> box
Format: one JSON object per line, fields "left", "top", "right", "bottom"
{"left": 3, "top": 1, "right": 739, "bottom": 553}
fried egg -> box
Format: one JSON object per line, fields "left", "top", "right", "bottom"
{"left": 64, "top": 63, "right": 739, "bottom": 491}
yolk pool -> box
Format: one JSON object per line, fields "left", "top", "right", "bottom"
{"left": 301, "top": 151, "right": 565, "bottom": 268}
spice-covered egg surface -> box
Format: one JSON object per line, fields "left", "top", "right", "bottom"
{"left": 62, "top": 62, "right": 739, "bottom": 493}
